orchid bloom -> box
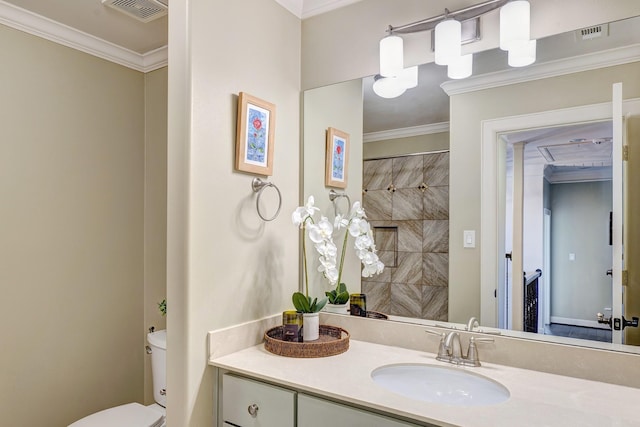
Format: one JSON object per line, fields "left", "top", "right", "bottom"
{"left": 292, "top": 196, "right": 319, "bottom": 227}
{"left": 292, "top": 195, "right": 384, "bottom": 298}
{"left": 308, "top": 217, "right": 334, "bottom": 243}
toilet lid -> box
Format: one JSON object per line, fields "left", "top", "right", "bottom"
{"left": 69, "top": 403, "right": 165, "bottom": 427}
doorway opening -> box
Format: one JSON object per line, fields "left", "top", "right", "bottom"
{"left": 500, "top": 121, "right": 614, "bottom": 342}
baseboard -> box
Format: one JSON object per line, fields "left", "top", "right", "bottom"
{"left": 550, "top": 316, "right": 610, "bottom": 330}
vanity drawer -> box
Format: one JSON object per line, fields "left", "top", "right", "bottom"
{"left": 222, "top": 374, "right": 295, "bottom": 427}
{"left": 298, "top": 394, "right": 422, "bottom": 427}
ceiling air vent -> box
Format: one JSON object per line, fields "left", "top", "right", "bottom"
{"left": 102, "top": 0, "right": 167, "bottom": 23}
{"left": 576, "top": 23, "right": 609, "bottom": 41}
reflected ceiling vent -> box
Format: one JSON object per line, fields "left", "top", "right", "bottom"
{"left": 102, "top": 0, "right": 168, "bottom": 23}
{"left": 576, "top": 23, "right": 609, "bottom": 41}
{"left": 538, "top": 138, "right": 612, "bottom": 165}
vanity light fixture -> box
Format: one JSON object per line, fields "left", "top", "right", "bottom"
{"left": 375, "top": 0, "right": 537, "bottom": 97}
{"left": 379, "top": 32, "right": 404, "bottom": 78}
{"left": 434, "top": 16, "right": 461, "bottom": 66}
{"left": 372, "top": 66, "right": 418, "bottom": 99}
{"left": 500, "top": 0, "right": 537, "bottom": 67}
{"left": 499, "top": 0, "right": 530, "bottom": 51}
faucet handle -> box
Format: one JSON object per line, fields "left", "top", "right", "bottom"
{"left": 471, "top": 336, "right": 494, "bottom": 343}
{"left": 425, "top": 329, "right": 448, "bottom": 360}
{"left": 466, "top": 336, "right": 494, "bottom": 367}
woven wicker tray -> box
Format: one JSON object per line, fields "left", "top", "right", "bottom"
{"left": 366, "top": 311, "right": 388, "bottom": 320}
{"left": 264, "top": 325, "right": 349, "bottom": 358}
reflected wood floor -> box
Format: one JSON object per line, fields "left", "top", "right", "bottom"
{"left": 545, "top": 323, "right": 612, "bottom": 343}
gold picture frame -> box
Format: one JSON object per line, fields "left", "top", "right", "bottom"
{"left": 325, "top": 127, "right": 349, "bottom": 188}
{"left": 235, "top": 92, "right": 276, "bottom": 176}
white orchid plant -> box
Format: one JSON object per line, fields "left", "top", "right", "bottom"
{"left": 292, "top": 196, "right": 384, "bottom": 311}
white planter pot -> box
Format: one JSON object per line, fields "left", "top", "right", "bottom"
{"left": 302, "top": 312, "right": 320, "bottom": 341}
{"left": 324, "top": 302, "right": 348, "bottom": 314}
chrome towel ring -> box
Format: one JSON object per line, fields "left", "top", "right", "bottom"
{"left": 328, "top": 189, "right": 351, "bottom": 217}
{"left": 251, "top": 178, "right": 282, "bottom": 222}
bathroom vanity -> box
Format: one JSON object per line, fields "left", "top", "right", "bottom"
{"left": 210, "top": 338, "right": 640, "bottom": 427}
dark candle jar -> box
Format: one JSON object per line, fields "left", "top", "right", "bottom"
{"left": 349, "top": 293, "right": 367, "bottom": 317}
{"left": 282, "top": 310, "right": 302, "bottom": 342}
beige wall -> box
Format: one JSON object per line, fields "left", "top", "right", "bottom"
{"left": 448, "top": 62, "right": 640, "bottom": 322}
{"left": 143, "top": 67, "right": 168, "bottom": 404}
{"left": 363, "top": 132, "right": 449, "bottom": 159}
{"left": 626, "top": 116, "right": 640, "bottom": 345}
{"left": 0, "top": 25, "right": 146, "bottom": 426}
{"left": 166, "top": 1, "right": 301, "bottom": 425}
{"left": 303, "top": 79, "right": 364, "bottom": 300}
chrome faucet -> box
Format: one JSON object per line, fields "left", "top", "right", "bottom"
{"left": 427, "top": 330, "right": 494, "bottom": 367}
{"left": 466, "top": 317, "right": 479, "bottom": 331}
{"left": 442, "top": 332, "right": 464, "bottom": 363}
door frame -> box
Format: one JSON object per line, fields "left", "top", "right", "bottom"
{"left": 479, "top": 98, "right": 640, "bottom": 328}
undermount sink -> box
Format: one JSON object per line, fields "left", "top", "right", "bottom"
{"left": 371, "top": 364, "right": 510, "bottom": 406}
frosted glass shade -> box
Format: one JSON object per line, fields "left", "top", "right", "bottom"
{"left": 435, "top": 19, "right": 461, "bottom": 66}
{"left": 500, "top": 0, "right": 530, "bottom": 51}
{"left": 372, "top": 76, "right": 406, "bottom": 98}
{"left": 398, "top": 66, "right": 418, "bottom": 89}
{"left": 447, "top": 54, "right": 473, "bottom": 79}
{"left": 508, "top": 39, "right": 537, "bottom": 67}
{"left": 379, "top": 35, "right": 404, "bottom": 77}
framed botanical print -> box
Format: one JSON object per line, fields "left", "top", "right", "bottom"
{"left": 325, "top": 127, "right": 349, "bottom": 188}
{"left": 235, "top": 92, "right": 276, "bottom": 176}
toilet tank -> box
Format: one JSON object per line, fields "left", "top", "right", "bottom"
{"left": 147, "top": 329, "right": 167, "bottom": 407}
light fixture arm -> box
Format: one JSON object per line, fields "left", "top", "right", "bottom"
{"left": 387, "top": 0, "right": 509, "bottom": 35}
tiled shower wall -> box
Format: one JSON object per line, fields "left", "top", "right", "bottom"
{"left": 362, "top": 152, "right": 449, "bottom": 321}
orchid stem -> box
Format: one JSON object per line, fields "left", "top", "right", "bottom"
{"left": 335, "top": 220, "right": 350, "bottom": 290}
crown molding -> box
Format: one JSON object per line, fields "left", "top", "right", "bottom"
{"left": 302, "top": 0, "right": 363, "bottom": 19}
{"left": 363, "top": 122, "right": 450, "bottom": 143}
{"left": 274, "top": 0, "right": 304, "bottom": 18}
{"left": 0, "top": 0, "right": 167, "bottom": 73}
{"left": 441, "top": 44, "right": 640, "bottom": 96}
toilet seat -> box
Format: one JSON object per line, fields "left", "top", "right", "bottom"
{"left": 69, "top": 403, "right": 165, "bottom": 427}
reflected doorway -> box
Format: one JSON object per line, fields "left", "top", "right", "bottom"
{"left": 501, "top": 121, "right": 614, "bottom": 342}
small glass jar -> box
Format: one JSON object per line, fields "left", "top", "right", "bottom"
{"left": 349, "top": 293, "right": 367, "bottom": 317}
{"left": 282, "top": 310, "right": 302, "bottom": 342}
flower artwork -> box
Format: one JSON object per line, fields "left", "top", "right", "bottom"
{"left": 325, "top": 127, "right": 349, "bottom": 188}
{"left": 331, "top": 137, "right": 345, "bottom": 181}
{"left": 245, "top": 105, "right": 268, "bottom": 165}
{"left": 235, "top": 92, "right": 276, "bottom": 176}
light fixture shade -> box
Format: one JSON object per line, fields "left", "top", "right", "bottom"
{"left": 447, "top": 53, "right": 473, "bottom": 79}
{"left": 398, "top": 66, "right": 418, "bottom": 89}
{"left": 372, "top": 75, "right": 406, "bottom": 98}
{"left": 379, "top": 35, "right": 404, "bottom": 77}
{"left": 435, "top": 19, "right": 461, "bottom": 66}
{"left": 508, "top": 39, "right": 536, "bottom": 67}
{"left": 500, "top": 0, "right": 530, "bottom": 51}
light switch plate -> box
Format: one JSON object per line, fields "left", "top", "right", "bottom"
{"left": 463, "top": 230, "right": 476, "bottom": 248}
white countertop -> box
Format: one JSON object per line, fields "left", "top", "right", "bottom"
{"left": 209, "top": 339, "right": 640, "bottom": 427}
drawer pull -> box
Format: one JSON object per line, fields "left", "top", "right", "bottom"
{"left": 247, "top": 403, "right": 259, "bottom": 418}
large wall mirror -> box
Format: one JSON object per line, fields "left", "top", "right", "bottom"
{"left": 302, "top": 13, "right": 640, "bottom": 353}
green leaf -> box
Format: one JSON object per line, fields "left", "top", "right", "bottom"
{"left": 335, "top": 291, "right": 350, "bottom": 304}
{"left": 337, "top": 282, "right": 348, "bottom": 294}
{"left": 292, "top": 292, "right": 311, "bottom": 313}
{"left": 314, "top": 297, "right": 328, "bottom": 312}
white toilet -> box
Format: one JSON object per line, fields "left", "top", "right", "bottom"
{"left": 69, "top": 329, "right": 167, "bottom": 427}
